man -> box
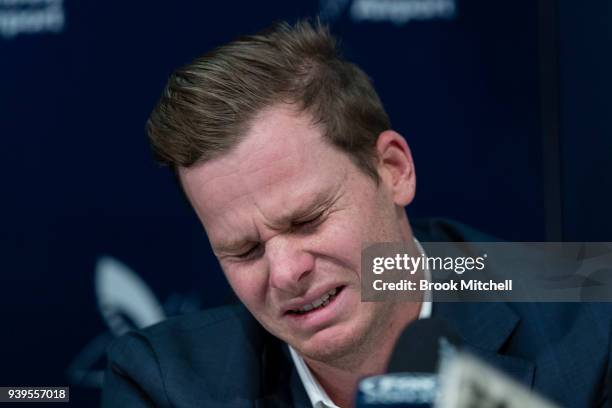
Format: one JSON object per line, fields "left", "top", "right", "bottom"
{"left": 102, "top": 21, "right": 611, "bottom": 407}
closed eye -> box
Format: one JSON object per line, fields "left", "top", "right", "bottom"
{"left": 230, "top": 212, "right": 326, "bottom": 261}
{"left": 292, "top": 212, "right": 325, "bottom": 229}
{"left": 234, "top": 244, "right": 263, "bottom": 261}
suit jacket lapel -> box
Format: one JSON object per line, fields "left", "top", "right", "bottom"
{"left": 433, "top": 301, "right": 535, "bottom": 388}
{"left": 255, "top": 336, "right": 310, "bottom": 408}
{"left": 288, "top": 358, "right": 313, "bottom": 408}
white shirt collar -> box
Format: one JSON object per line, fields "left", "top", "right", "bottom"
{"left": 414, "top": 238, "right": 433, "bottom": 319}
{"left": 289, "top": 346, "right": 339, "bottom": 408}
{"left": 289, "top": 238, "right": 433, "bottom": 408}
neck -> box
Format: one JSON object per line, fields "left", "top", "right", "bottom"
{"left": 303, "top": 301, "right": 421, "bottom": 407}
{"left": 304, "top": 215, "right": 421, "bottom": 407}
{"left": 303, "top": 215, "right": 422, "bottom": 407}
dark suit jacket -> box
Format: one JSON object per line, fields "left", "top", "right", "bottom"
{"left": 101, "top": 219, "right": 612, "bottom": 407}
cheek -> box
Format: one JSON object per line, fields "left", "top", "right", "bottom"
{"left": 223, "top": 264, "right": 268, "bottom": 311}
{"left": 359, "top": 192, "right": 400, "bottom": 241}
{"left": 316, "top": 215, "right": 365, "bottom": 273}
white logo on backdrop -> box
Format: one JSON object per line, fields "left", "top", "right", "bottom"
{"left": 95, "top": 256, "right": 166, "bottom": 336}
{"left": 67, "top": 256, "right": 201, "bottom": 388}
{"left": 0, "top": 0, "right": 64, "bottom": 39}
{"left": 320, "top": 0, "right": 456, "bottom": 25}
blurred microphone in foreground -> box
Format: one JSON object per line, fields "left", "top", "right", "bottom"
{"left": 356, "top": 318, "right": 560, "bottom": 408}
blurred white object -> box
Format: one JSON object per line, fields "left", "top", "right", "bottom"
{"left": 95, "top": 256, "right": 165, "bottom": 336}
{"left": 437, "top": 352, "right": 559, "bottom": 408}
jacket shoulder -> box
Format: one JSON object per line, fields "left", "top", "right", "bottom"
{"left": 102, "top": 304, "right": 269, "bottom": 407}
{"left": 412, "top": 217, "right": 499, "bottom": 242}
{"left": 142, "top": 303, "right": 252, "bottom": 339}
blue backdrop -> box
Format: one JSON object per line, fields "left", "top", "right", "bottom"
{"left": 1, "top": 0, "right": 610, "bottom": 406}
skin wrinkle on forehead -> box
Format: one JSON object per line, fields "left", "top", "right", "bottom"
{"left": 188, "top": 114, "right": 314, "bottom": 216}
{"left": 198, "top": 156, "right": 309, "bottom": 251}
{"left": 213, "top": 166, "right": 349, "bottom": 256}
{"left": 261, "top": 183, "right": 343, "bottom": 231}
{"left": 198, "top": 157, "right": 297, "bottom": 225}
{"left": 186, "top": 106, "right": 350, "bottom": 256}
{"left": 182, "top": 162, "right": 300, "bottom": 246}
{"left": 192, "top": 151, "right": 297, "bottom": 210}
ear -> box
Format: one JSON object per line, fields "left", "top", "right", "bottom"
{"left": 375, "top": 130, "right": 416, "bottom": 206}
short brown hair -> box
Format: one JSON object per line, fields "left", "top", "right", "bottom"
{"left": 146, "top": 19, "right": 391, "bottom": 181}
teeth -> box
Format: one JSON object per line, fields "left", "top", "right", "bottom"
{"left": 293, "top": 288, "right": 339, "bottom": 314}
{"left": 312, "top": 293, "right": 329, "bottom": 308}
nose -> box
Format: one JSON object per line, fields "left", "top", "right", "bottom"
{"left": 266, "top": 235, "right": 314, "bottom": 295}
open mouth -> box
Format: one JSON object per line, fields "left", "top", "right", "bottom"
{"left": 287, "top": 286, "right": 344, "bottom": 316}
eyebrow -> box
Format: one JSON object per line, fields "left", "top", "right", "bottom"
{"left": 213, "top": 189, "right": 337, "bottom": 255}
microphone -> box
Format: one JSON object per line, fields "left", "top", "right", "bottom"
{"left": 355, "top": 318, "right": 462, "bottom": 408}
{"left": 436, "top": 352, "right": 559, "bottom": 408}
{"left": 387, "top": 318, "right": 463, "bottom": 374}
{"left": 355, "top": 318, "right": 560, "bottom": 408}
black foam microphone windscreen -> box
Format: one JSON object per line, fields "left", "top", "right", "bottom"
{"left": 386, "top": 317, "right": 462, "bottom": 374}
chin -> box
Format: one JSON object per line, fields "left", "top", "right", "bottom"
{"left": 293, "top": 321, "right": 372, "bottom": 364}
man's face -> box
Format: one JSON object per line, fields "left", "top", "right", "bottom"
{"left": 180, "top": 105, "right": 411, "bottom": 362}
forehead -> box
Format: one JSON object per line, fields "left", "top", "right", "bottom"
{"left": 179, "top": 105, "right": 353, "bottom": 240}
